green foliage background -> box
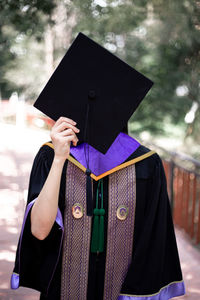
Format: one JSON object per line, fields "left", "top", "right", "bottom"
{"left": 0, "top": 0, "right": 199, "bottom": 156}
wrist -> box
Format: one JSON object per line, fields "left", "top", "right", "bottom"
{"left": 53, "top": 155, "right": 66, "bottom": 166}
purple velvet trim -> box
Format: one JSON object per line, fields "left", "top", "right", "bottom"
{"left": 10, "top": 273, "right": 19, "bottom": 289}
{"left": 70, "top": 133, "right": 140, "bottom": 176}
{"left": 21, "top": 199, "right": 64, "bottom": 236}
{"left": 10, "top": 199, "right": 64, "bottom": 290}
{"left": 118, "top": 281, "right": 185, "bottom": 300}
{"left": 55, "top": 206, "right": 64, "bottom": 230}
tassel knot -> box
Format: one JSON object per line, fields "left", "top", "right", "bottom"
{"left": 86, "top": 168, "right": 91, "bottom": 176}
{"left": 99, "top": 208, "right": 105, "bottom": 216}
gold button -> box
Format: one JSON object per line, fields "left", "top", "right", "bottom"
{"left": 117, "top": 205, "right": 128, "bottom": 221}
{"left": 72, "top": 203, "right": 83, "bottom": 219}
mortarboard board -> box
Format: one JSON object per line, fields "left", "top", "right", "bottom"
{"left": 34, "top": 32, "right": 153, "bottom": 154}
{"left": 34, "top": 32, "right": 153, "bottom": 216}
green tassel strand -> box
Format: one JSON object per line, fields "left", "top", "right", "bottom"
{"left": 98, "top": 208, "right": 105, "bottom": 252}
{"left": 91, "top": 208, "right": 100, "bottom": 253}
{"left": 91, "top": 179, "right": 105, "bottom": 253}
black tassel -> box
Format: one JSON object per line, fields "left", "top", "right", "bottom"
{"left": 86, "top": 168, "right": 93, "bottom": 216}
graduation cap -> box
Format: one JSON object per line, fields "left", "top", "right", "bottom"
{"left": 34, "top": 32, "right": 153, "bottom": 153}
{"left": 34, "top": 32, "right": 153, "bottom": 216}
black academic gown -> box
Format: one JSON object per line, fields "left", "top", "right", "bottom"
{"left": 12, "top": 143, "right": 183, "bottom": 300}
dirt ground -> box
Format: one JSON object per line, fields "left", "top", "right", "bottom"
{"left": 0, "top": 123, "right": 199, "bottom": 299}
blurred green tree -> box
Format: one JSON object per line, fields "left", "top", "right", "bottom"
{"left": 0, "top": 0, "right": 55, "bottom": 98}
{"left": 72, "top": 0, "right": 200, "bottom": 142}
{"left": 0, "top": 0, "right": 77, "bottom": 99}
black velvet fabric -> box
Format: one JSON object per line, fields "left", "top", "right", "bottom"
{"left": 12, "top": 143, "right": 183, "bottom": 300}
{"left": 121, "top": 147, "right": 183, "bottom": 295}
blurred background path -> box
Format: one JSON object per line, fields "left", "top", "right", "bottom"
{"left": 0, "top": 122, "right": 200, "bottom": 299}
{"left": 0, "top": 123, "right": 48, "bottom": 300}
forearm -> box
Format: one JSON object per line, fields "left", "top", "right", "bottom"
{"left": 30, "top": 116, "right": 79, "bottom": 240}
{"left": 31, "top": 156, "right": 65, "bottom": 240}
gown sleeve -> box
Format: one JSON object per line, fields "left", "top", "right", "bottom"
{"left": 120, "top": 154, "right": 185, "bottom": 300}
{"left": 11, "top": 145, "right": 66, "bottom": 295}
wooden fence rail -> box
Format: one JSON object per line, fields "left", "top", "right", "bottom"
{"left": 163, "top": 160, "right": 200, "bottom": 245}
